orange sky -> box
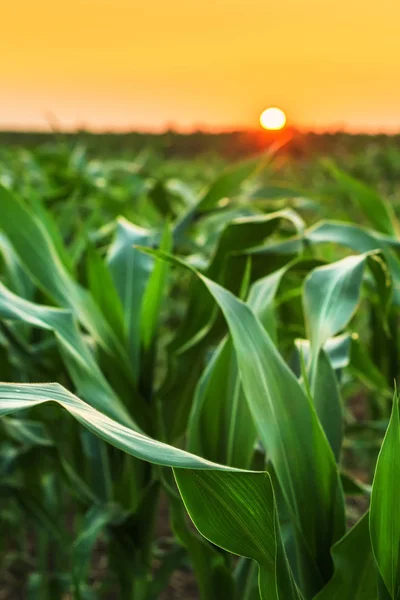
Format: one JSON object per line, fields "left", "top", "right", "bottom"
{"left": 2, "top": 0, "right": 399, "bottom": 132}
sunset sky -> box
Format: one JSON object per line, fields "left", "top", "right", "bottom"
{"left": 2, "top": 0, "right": 399, "bottom": 132}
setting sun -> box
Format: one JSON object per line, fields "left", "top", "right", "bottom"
{"left": 260, "top": 107, "right": 287, "bottom": 130}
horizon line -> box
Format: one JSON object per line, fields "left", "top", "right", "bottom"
{"left": 1, "top": 124, "right": 400, "bottom": 136}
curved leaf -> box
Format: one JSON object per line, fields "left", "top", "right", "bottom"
{"left": 370, "top": 392, "right": 400, "bottom": 599}
{"left": 314, "top": 513, "right": 376, "bottom": 600}
{"left": 175, "top": 469, "right": 303, "bottom": 600}
{"left": 0, "top": 382, "right": 297, "bottom": 600}
{"left": 141, "top": 248, "right": 345, "bottom": 592}
{"left": 0, "top": 280, "right": 134, "bottom": 427}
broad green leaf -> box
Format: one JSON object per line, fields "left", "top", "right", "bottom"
{"left": 370, "top": 392, "right": 400, "bottom": 599}
{"left": 86, "top": 243, "right": 125, "bottom": 341}
{"left": 164, "top": 471, "right": 235, "bottom": 600}
{"left": 304, "top": 255, "right": 366, "bottom": 356}
{"left": 107, "top": 217, "right": 156, "bottom": 378}
{"left": 173, "top": 140, "right": 289, "bottom": 240}
{"left": 0, "top": 382, "right": 236, "bottom": 469}
{"left": 306, "top": 220, "right": 400, "bottom": 253}
{"left": 304, "top": 252, "right": 391, "bottom": 359}
{"left": 79, "top": 429, "right": 113, "bottom": 502}
{"left": 0, "top": 381, "right": 298, "bottom": 600}
{"left": 148, "top": 179, "right": 179, "bottom": 217}
{"left": 161, "top": 212, "right": 304, "bottom": 441}
{"left": 140, "top": 222, "right": 172, "bottom": 350}
{"left": 142, "top": 249, "right": 345, "bottom": 592}
{"left": 309, "top": 349, "right": 343, "bottom": 462}
{"left": 294, "top": 335, "right": 349, "bottom": 462}
{"left": 161, "top": 343, "right": 209, "bottom": 442}
{"left": 305, "top": 220, "right": 400, "bottom": 305}
{"left": 29, "top": 192, "right": 75, "bottom": 273}
{"left": 0, "top": 233, "right": 34, "bottom": 300}
{"left": 188, "top": 259, "right": 320, "bottom": 469}
{"left": 188, "top": 337, "right": 256, "bottom": 469}
{"left": 303, "top": 253, "right": 390, "bottom": 462}
{"left": 198, "top": 270, "right": 345, "bottom": 579}
{"left": 314, "top": 512, "right": 376, "bottom": 600}
{"left": 247, "top": 269, "right": 285, "bottom": 343}
{"left": 175, "top": 469, "right": 303, "bottom": 600}
{"left": 248, "top": 258, "right": 322, "bottom": 344}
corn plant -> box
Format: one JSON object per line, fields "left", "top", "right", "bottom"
{"left": 0, "top": 148, "right": 400, "bottom": 599}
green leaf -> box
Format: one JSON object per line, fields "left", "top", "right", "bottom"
{"left": 175, "top": 469, "right": 303, "bottom": 600}
{"left": 248, "top": 258, "right": 322, "bottom": 344}
{"left": 304, "top": 255, "right": 367, "bottom": 355}
{"left": 198, "top": 271, "right": 345, "bottom": 579}
{"left": 164, "top": 472, "right": 235, "bottom": 600}
{"left": 0, "top": 382, "right": 236, "bottom": 469}
{"left": 306, "top": 220, "right": 400, "bottom": 253}
{"left": 247, "top": 268, "right": 285, "bottom": 343}
{"left": 370, "top": 391, "right": 400, "bottom": 599}
{"left": 305, "top": 220, "right": 400, "bottom": 305}
{"left": 314, "top": 512, "right": 377, "bottom": 600}
{"left": 309, "top": 349, "right": 343, "bottom": 462}
{"left": 29, "top": 193, "right": 74, "bottom": 273}
{"left": 188, "top": 336, "right": 256, "bottom": 469}
{"left": 161, "top": 212, "right": 304, "bottom": 441}
{"left": 0, "top": 381, "right": 297, "bottom": 600}
{"left": 86, "top": 243, "right": 125, "bottom": 341}
{"left": 107, "top": 217, "right": 157, "bottom": 378}
{"left": 325, "top": 161, "right": 398, "bottom": 237}
{"left": 0, "top": 279, "right": 134, "bottom": 427}
{"left": 303, "top": 253, "right": 391, "bottom": 462}
{"left": 173, "top": 212, "right": 299, "bottom": 352}
{"left": 304, "top": 252, "right": 391, "bottom": 360}
{"left": 0, "top": 233, "right": 34, "bottom": 299}
{"left": 0, "top": 185, "right": 133, "bottom": 381}
{"left": 141, "top": 249, "right": 345, "bottom": 592}
{"left": 140, "top": 222, "right": 172, "bottom": 350}
{"left": 188, "top": 258, "right": 320, "bottom": 470}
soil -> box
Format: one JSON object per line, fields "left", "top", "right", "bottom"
{"left": 0, "top": 562, "right": 199, "bottom": 600}
{"left": 159, "top": 571, "right": 199, "bottom": 600}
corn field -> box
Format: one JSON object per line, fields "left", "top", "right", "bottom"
{"left": 1, "top": 138, "right": 400, "bottom": 599}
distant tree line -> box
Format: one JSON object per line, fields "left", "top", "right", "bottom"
{"left": 1, "top": 128, "right": 400, "bottom": 160}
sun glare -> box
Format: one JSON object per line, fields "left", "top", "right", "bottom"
{"left": 260, "top": 107, "right": 287, "bottom": 130}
